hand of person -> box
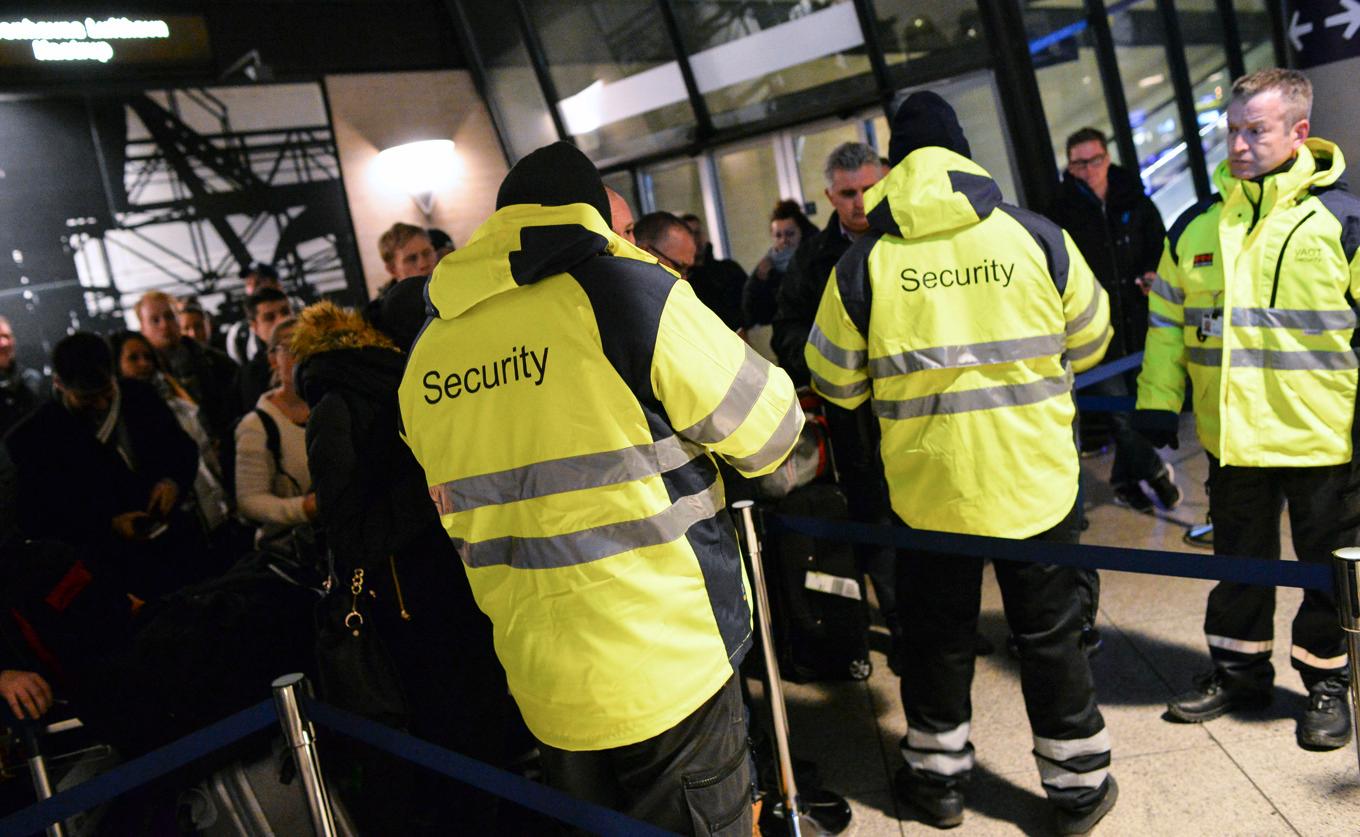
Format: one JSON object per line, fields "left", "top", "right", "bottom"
{"left": 302, "top": 492, "right": 319, "bottom": 521}
{"left": 146, "top": 479, "right": 179, "bottom": 517}
{"left": 1132, "top": 409, "right": 1179, "bottom": 449}
{"left": 0, "top": 669, "right": 54, "bottom": 720}
{"left": 755, "top": 255, "right": 773, "bottom": 281}
{"left": 1136, "top": 271, "right": 1157, "bottom": 296}
{"left": 112, "top": 511, "right": 153, "bottom": 541}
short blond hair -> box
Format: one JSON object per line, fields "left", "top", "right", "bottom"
{"left": 1232, "top": 68, "right": 1312, "bottom": 126}
{"left": 134, "top": 290, "right": 175, "bottom": 323}
{"left": 378, "top": 222, "right": 429, "bottom": 266}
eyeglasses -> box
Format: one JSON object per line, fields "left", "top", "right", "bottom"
{"left": 1068, "top": 152, "right": 1108, "bottom": 171}
{"left": 651, "top": 248, "right": 692, "bottom": 278}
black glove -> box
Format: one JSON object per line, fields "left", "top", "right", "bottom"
{"left": 1131, "top": 409, "right": 1179, "bottom": 450}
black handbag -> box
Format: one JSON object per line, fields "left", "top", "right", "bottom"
{"left": 313, "top": 560, "right": 410, "bottom": 731}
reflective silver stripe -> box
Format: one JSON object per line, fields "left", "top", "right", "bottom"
{"left": 808, "top": 323, "right": 866, "bottom": 370}
{"left": 907, "top": 723, "right": 971, "bottom": 753}
{"left": 1186, "top": 347, "right": 1222, "bottom": 366}
{"left": 677, "top": 344, "right": 768, "bottom": 444}
{"left": 810, "top": 370, "right": 870, "bottom": 400}
{"left": 904, "top": 749, "right": 974, "bottom": 777}
{"left": 1066, "top": 290, "right": 1102, "bottom": 336}
{"left": 1183, "top": 307, "right": 1215, "bottom": 326}
{"left": 727, "top": 399, "right": 804, "bottom": 473}
{"left": 1291, "top": 645, "right": 1348, "bottom": 669}
{"left": 1150, "top": 277, "right": 1185, "bottom": 305}
{"left": 431, "top": 435, "right": 703, "bottom": 512}
{"left": 872, "top": 372, "right": 1071, "bottom": 421}
{"left": 1148, "top": 311, "right": 1183, "bottom": 328}
{"left": 1066, "top": 326, "right": 1112, "bottom": 362}
{"left": 1037, "top": 762, "right": 1109, "bottom": 790}
{"left": 1033, "top": 729, "right": 1111, "bottom": 762}
{"left": 1231, "top": 347, "right": 1359, "bottom": 371}
{"left": 867, "top": 334, "right": 1066, "bottom": 378}
{"left": 1231, "top": 307, "right": 1358, "bottom": 331}
{"left": 461, "top": 479, "right": 724, "bottom": 569}
{"left": 1206, "top": 634, "right": 1272, "bottom": 654}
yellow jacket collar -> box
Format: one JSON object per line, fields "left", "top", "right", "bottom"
{"left": 865, "top": 147, "right": 1002, "bottom": 240}
{"left": 1213, "top": 138, "right": 1346, "bottom": 213}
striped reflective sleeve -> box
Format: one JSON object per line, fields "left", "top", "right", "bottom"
{"left": 1136, "top": 244, "right": 1190, "bottom": 413}
{"left": 652, "top": 280, "right": 804, "bottom": 478}
{"left": 805, "top": 266, "right": 870, "bottom": 410}
{"left": 1058, "top": 235, "right": 1111, "bottom": 372}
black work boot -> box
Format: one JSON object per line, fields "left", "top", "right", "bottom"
{"left": 1298, "top": 676, "right": 1351, "bottom": 751}
{"left": 894, "top": 766, "right": 964, "bottom": 829}
{"left": 1053, "top": 776, "right": 1119, "bottom": 835}
{"left": 1166, "top": 669, "right": 1271, "bottom": 722}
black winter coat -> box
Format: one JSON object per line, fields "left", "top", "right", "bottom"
{"left": 1046, "top": 164, "right": 1166, "bottom": 357}
{"left": 0, "top": 364, "right": 41, "bottom": 437}
{"left": 4, "top": 379, "right": 199, "bottom": 547}
{"left": 689, "top": 245, "right": 747, "bottom": 331}
{"left": 771, "top": 214, "right": 853, "bottom": 386}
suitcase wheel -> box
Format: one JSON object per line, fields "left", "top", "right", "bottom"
{"left": 847, "top": 658, "right": 872, "bottom": 681}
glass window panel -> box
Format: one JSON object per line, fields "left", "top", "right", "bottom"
{"left": 602, "top": 170, "right": 638, "bottom": 216}
{"left": 1176, "top": 1, "right": 1233, "bottom": 191}
{"left": 670, "top": 0, "right": 876, "bottom": 132}
{"left": 1022, "top": 1, "right": 1123, "bottom": 169}
{"left": 1234, "top": 0, "right": 1278, "bottom": 73}
{"left": 792, "top": 121, "right": 864, "bottom": 224}
{"left": 524, "top": 1, "right": 694, "bottom": 166}
{"left": 870, "top": 0, "right": 990, "bottom": 85}
{"left": 645, "top": 159, "right": 703, "bottom": 220}
{"left": 459, "top": 2, "right": 557, "bottom": 162}
{"left": 714, "top": 142, "right": 781, "bottom": 271}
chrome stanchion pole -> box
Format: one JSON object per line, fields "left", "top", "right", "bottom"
{"left": 272, "top": 673, "right": 338, "bottom": 837}
{"left": 1331, "top": 548, "right": 1360, "bottom": 774}
{"left": 734, "top": 500, "right": 802, "bottom": 837}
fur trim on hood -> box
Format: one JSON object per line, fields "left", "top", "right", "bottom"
{"left": 290, "top": 301, "right": 397, "bottom": 363}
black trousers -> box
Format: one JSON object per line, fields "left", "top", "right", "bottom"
{"left": 1206, "top": 457, "right": 1360, "bottom": 689}
{"left": 824, "top": 401, "right": 897, "bottom": 621}
{"left": 1085, "top": 370, "right": 1165, "bottom": 487}
{"left": 539, "top": 674, "right": 752, "bottom": 836}
{"left": 896, "top": 504, "right": 1111, "bottom": 814}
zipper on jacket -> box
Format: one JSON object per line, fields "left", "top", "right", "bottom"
{"left": 1269, "top": 210, "right": 1316, "bottom": 308}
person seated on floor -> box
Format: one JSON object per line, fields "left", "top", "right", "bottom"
{"left": 234, "top": 317, "right": 317, "bottom": 544}
{"left": 112, "top": 330, "right": 231, "bottom": 535}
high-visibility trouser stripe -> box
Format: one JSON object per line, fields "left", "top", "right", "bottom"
{"left": 1034, "top": 729, "right": 1111, "bottom": 790}
{"left": 1067, "top": 326, "right": 1112, "bottom": 362}
{"left": 1207, "top": 634, "right": 1273, "bottom": 655}
{"left": 1150, "top": 276, "right": 1185, "bottom": 305}
{"left": 902, "top": 723, "right": 974, "bottom": 777}
{"left": 430, "top": 434, "right": 704, "bottom": 512}
{"left": 866, "top": 333, "right": 1065, "bottom": 378}
{"left": 727, "top": 399, "right": 804, "bottom": 473}
{"left": 1291, "top": 645, "right": 1348, "bottom": 670}
{"left": 1148, "top": 311, "right": 1182, "bottom": 328}
{"left": 1231, "top": 307, "right": 1358, "bottom": 331}
{"left": 1067, "top": 291, "right": 1102, "bottom": 336}
{"left": 872, "top": 371, "right": 1071, "bottom": 421}
{"left": 810, "top": 370, "right": 870, "bottom": 400}
{"left": 808, "top": 323, "right": 866, "bottom": 370}
{"left": 1230, "top": 347, "right": 1359, "bottom": 371}
{"left": 678, "top": 344, "right": 769, "bottom": 443}
{"left": 1186, "top": 346, "right": 1222, "bottom": 367}
{"left": 453, "top": 479, "right": 724, "bottom": 570}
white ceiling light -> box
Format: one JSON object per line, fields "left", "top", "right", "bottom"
{"left": 375, "top": 139, "right": 461, "bottom": 218}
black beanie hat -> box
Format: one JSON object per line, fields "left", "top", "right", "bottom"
{"left": 366, "top": 274, "right": 430, "bottom": 352}
{"left": 887, "top": 91, "right": 971, "bottom": 166}
{"left": 495, "top": 141, "right": 611, "bottom": 227}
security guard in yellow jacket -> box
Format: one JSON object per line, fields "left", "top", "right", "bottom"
{"left": 398, "top": 142, "right": 802, "bottom": 836}
{"left": 1137, "top": 69, "right": 1360, "bottom": 750}
{"left": 807, "top": 93, "right": 1117, "bottom": 834}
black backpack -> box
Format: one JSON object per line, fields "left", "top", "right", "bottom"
{"left": 220, "top": 407, "right": 297, "bottom": 500}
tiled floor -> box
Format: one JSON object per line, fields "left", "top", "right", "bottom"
{"left": 758, "top": 418, "right": 1360, "bottom": 835}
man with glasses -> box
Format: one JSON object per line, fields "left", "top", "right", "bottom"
{"left": 634, "top": 211, "right": 696, "bottom": 280}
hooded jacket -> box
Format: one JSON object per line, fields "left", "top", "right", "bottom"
{"left": 806, "top": 147, "right": 1111, "bottom": 538}
{"left": 1137, "top": 139, "right": 1360, "bottom": 466}
{"left": 397, "top": 201, "right": 802, "bottom": 751}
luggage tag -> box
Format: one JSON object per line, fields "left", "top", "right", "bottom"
{"left": 805, "top": 570, "right": 863, "bottom": 601}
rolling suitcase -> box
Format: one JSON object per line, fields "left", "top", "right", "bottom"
{"left": 764, "top": 483, "right": 872, "bottom": 682}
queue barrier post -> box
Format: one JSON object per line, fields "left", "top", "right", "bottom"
{"left": 735, "top": 500, "right": 803, "bottom": 837}
{"left": 1330, "top": 548, "right": 1360, "bottom": 775}
{"left": 272, "top": 673, "right": 339, "bottom": 837}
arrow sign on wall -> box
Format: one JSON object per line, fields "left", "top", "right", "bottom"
{"left": 1287, "top": 0, "right": 1360, "bottom": 68}
{"left": 1291, "top": 10, "right": 1316, "bottom": 50}
{"left": 1325, "top": 0, "right": 1360, "bottom": 38}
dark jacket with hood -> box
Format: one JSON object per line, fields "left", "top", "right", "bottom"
{"left": 1046, "top": 163, "right": 1166, "bottom": 357}
{"left": 772, "top": 212, "right": 855, "bottom": 386}
{"left": 688, "top": 243, "right": 746, "bottom": 331}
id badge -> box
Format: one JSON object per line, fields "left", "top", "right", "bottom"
{"left": 1200, "top": 309, "right": 1224, "bottom": 338}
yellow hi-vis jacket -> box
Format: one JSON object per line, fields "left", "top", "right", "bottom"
{"left": 805, "top": 147, "right": 1111, "bottom": 538}
{"left": 398, "top": 202, "right": 802, "bottom": 751}
{"left": 1137, "top": 139, "right": 1360, "bottom": 466}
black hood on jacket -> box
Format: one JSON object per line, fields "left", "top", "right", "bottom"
{"left": 298, "top": 347, "right": 405, "bottom": 408}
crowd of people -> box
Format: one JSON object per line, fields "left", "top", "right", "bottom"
{"left": 0, "top": 66, "right": 1356, "bottom": 836}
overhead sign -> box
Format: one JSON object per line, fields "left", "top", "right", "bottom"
{"left": 0, "top": 14, "right": 210, "bottom": 72}
{"left": 1285, "top": 0, "right": 1360, "bottom": 69}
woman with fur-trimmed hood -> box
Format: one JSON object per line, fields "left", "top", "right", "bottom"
{"left": 292, "top": 285, "right": 509, "bottom": 833}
